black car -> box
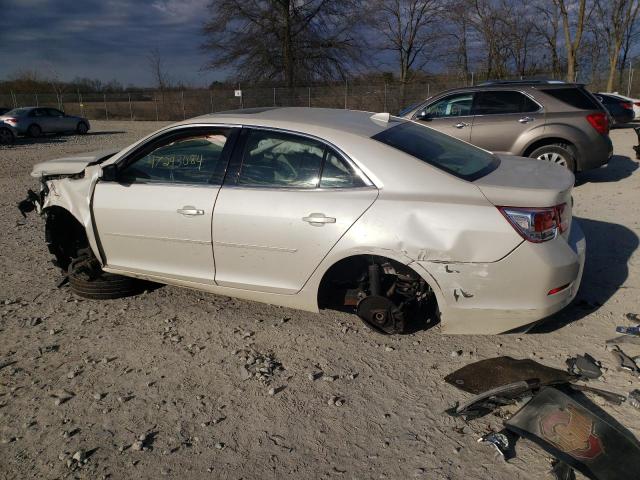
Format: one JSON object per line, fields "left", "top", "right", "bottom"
{"left": 594, "top": 93, "right": 634, "bottom": 125}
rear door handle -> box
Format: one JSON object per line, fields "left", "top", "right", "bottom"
{"left": 303, "top": 213, "right": 336, "bottom": 226}
{"left": 519, "top": 116, "right": 534, "bottom": 124}
{"left": 454, "top": 122, "right": 469, "bottom": 129}
{"left": 177, "top": 206, "right": 204, "bottom": 216}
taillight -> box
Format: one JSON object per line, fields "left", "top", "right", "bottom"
{"left": 620, "top": 102, "right": 633, "bottom": 110}
{"left": 4, "top": 117, "right": 17, "bottom": 125}
{"left": 498, "top": 203, "right": 567, "bottom": 243}
{"left": 586, "top": 112, "right": 609, "bottom": 134}
{"left": 634, "top": 102, "right": 640, "bottom": 106}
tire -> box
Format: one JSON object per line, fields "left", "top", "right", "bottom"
{"left": 27, "top": 124, "right": 42, "bottom": 138}
{"left": 529, "top": 143, "right": 576, "bottom": 171}
{"left": 68, "top": 249, "right": 142, "bottom": 300}
{"left": 76, "top": 122, "right": 88, "bottom": 135}
{"left": 0, "top": 127, "right": 14, "bottom": 145}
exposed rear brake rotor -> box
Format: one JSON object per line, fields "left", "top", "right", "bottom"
{"left": 356, "top": 295, "right": 405, "bottom": 334}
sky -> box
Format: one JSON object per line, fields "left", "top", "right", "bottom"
{"left": 0, "top": 0, "right": 227, "bottom": 86}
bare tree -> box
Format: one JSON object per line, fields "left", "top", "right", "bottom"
{"left": 594, "top": 0, "right": 640, "bottom": 91}
{"left": 147, "top": 48, "right": 172, "bottom": 101}
{"left": 369, "top": 1, "right": 444, "bottom": 84}
{"left": 444, "top": 1, "right": 473, "bottom": 83}
{"left": 554, "top": 0, "right": 589, "bottom": 82}
{"left": 618, "top": 11, "right": 640, "bottom": 90}
{"left": 534, "top": 1, "right": 562, "bottom": 79}
{"left": 469, "top": 0, "right": 514, "bottom": 79}
{"left": 201, "top": 0, "right": 364, "bottom": 87}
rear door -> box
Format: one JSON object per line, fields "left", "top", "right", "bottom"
{"left": 92, "top": 126, "right": 237, "bottom": 283}
{"left": 469, "top": 90, "right": 542, "bottom": 154}
{"left": 31, "top": 108, "right": 55, "bottom": 132}
{"left": 416, "top": 92, "right": 475, "bottom": 141}
{"left": 212, "top": 128, "right": 378, "bottom": 294}
{"left": 47, "top": 108, "right": 74, "bottom": 132}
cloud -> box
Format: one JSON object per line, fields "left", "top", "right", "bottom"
{"left": 0, "top": 0, "right": 223, "bottom": 86}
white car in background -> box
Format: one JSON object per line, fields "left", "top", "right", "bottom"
{"left": 599, "top": 92, "right": 640, "bottom": 119}
{"left": 22, "top": 108, "right": 585, "bottom": 335}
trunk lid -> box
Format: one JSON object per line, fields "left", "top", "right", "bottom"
{"left": 31, "top": 149, "right": 120, "bottom": 178}
{"left": 474, "top": 154, "right": 574, "bottom": 239}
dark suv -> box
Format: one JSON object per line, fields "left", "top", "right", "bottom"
{"left": 401, "top": 81, "right": 612, "bottom": 171}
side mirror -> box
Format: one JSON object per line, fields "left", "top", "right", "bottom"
{"left": 101, "top": 164, "right": 118, "bottom": 182}
{"left": 416, "top": 110, "right": 431, "bottom": 121}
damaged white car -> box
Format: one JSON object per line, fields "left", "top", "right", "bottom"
{"left": 21, "top": 108, "right": 586, "bottom": 334}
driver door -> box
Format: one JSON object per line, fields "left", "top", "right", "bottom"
{"left": 92, "top": 126, "right": 237, "bottom": 284}
{"left": 416, "top": 92, "right": 475, "bottom": 142}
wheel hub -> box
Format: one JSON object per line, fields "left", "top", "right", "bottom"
{"left": 356, "top": 295, "right": 405, "bottom": 334}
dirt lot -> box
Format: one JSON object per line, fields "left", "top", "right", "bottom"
{"left": 1, "top": 121, "right": 639, "bottom": 480}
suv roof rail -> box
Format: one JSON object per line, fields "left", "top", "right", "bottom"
{"left": 476, "top": 79, "right": 567, "bottom": 86}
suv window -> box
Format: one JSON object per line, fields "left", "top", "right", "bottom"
{"left": 473, "top": 91, "right": 539, "bottom": 115}
{"left": 372, "top": 121, "right": 499, "bottom": 181}
{"left": 119, "top": 130, "right": 231, "bottom": 185}
{"left": 238, "top": 130, "right": 325, "bottom": 188}
{"left": 423, "top": 93, "right": 473, "bottom": 118}
{"left": 543, "top": 87, "right": 601, "bottom": 110}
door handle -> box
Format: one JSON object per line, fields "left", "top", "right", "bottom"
{"left": 177, "top": 206, "right": 204, "bottom": 216}
{"left": 302, "top": 213, "right": 336, "bottom": 226}
{"left": 454, "top": 122, "right": 469, "bottom": 129}
{"left": 518, "top": 116, "right": 534, "bottom": 124}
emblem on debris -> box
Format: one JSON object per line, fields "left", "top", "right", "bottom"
{"left": 539, "top": 405, "right": 603, "bottom": 460}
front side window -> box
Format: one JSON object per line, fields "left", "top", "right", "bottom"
{"left": 473, "top": 91, "right": 540, "bottom": 115}
{"left": 237, "top": 130, "right": 325, "bottom": 188}
{"left": 46, "top": 108, "right": 64, "bottom": 117}
{"left": 422, "top": 93, "right": 474, "bottom": 118}
{"left": 118, "top": 129, "right": 231, "bottom": 185}
{"left": 372, "top": 121, "right": 499, "bottom": 181}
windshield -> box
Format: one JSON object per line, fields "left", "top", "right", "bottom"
{"left": 372, "top": 121, "right": 499, "bottom": 181}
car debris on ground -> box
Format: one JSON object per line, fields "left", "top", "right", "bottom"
{"left": 445, "top": 355, "right": 640, "bottom": 480}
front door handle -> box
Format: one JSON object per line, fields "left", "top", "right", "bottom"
{"left": 518, "top": 116, "right": 535, "bottom": 124}
{"left": 454, "top": 122, "right": 469, "bottom": 129}
{"left": 177, "top": 206, "right": 204, "bottom": 216}
{"left": 303, "top": 213, "right": 336, "bottom": 226}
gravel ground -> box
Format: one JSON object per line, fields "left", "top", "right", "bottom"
{"left": 0, "top": 121, "right": 639, "bottom": 480}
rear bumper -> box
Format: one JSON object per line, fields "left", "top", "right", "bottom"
{"left": 575, "top": 135, "right": 612, "bottom": 171}
{"left": 417, "top": 219, "right": 586, "bottom": 334}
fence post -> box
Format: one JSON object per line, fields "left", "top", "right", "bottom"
{"left": 344, "top": 80, "right": 348, "bottom": 109}
{"left": 77, "top": 89, "right": 84, "bottom": 117}
{"left": 128, "top": 93, "right": 133, "bottom": 121}
{"left": 104, "top": 93, "right": 109, "bottom": 120}
{"left": 383, "top": 82, "right": 387, "bottom": 112}
{"left": 155, "top": 95, "right": 159, "bottom": 121}
{"left": 427, "top": 83, "right": 430, "bottom": 97}
{"left": 56, "top": 92, "right": 61, "bottom": 110}
{"left": 238, "top": 83, "right": 243, "bottom": 109}
{"left": 35, "top": 93, "right": 39, "bottom": 107}
{"left": 181, "top": 90, "right": 186, "bottom": 119}
{"left": 308, "top": 87, "right": 311, "bottom": 108}
{"left": 273, "top": 87, "right": 276, "bottom": 107}
{"left": 209, "top": 89, "right": 214, "bottom": 113}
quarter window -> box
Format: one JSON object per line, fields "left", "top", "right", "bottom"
{"left": 473, "top": 91, "right": 539, "bottom": 115}
{"left": 118, "top": 129, "right": 231, "bottom": 185}
{"left": 320, "top": 151, "right": 365, "bottom": 188}
{"left": 238, "top": 130, "right": 324, "bottom": 188}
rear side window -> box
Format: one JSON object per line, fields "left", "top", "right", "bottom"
{"left": 373, "top": 121, "right": 499, "bottom": 181}
{"left": 473, "top": 91, "right": 539, "bottom": 115}
{"left": 543, "top": 88, "right": 601, "bottom": 110}
{"left": 319, "top": 151, "right": 364, "bottom": 188}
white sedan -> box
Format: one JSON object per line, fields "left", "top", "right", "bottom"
{"left": 25, "top": 108, "right": 585, "bottom": 334}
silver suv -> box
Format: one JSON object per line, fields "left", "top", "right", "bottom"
{"left": 401, "top": 81, "right": 612, "bottom": 171}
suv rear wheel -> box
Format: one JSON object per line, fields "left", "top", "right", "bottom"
{"left": 529, "top": 144, "right": 576, "bottom": 171}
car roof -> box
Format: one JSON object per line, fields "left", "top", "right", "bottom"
{"left": 182, "top": 107, "right": 403, "bottom": 140}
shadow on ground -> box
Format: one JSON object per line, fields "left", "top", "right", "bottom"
{"left": 530, "top": 216, "right": 638, "bottom": 333}
{"left": 576, "top": 154, "right": 638, "bottom": 184}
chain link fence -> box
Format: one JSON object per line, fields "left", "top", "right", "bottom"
{"left": 1, "top": 71, "right": 633, "bottom": 121}
{"left": 0, "top": 80, "right": 469, "bottom": 121}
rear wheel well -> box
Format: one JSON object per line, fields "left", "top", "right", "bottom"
{"left": 317, "top": 255, "right": 438, "bottom": 333}
{"left": 523, "top": 138, "right": 576, "bottom": 158}
{"left": 44, "top": 207, "right": 89, "bottom": 271}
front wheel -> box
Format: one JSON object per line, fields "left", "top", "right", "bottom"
{"left": 27, "top": 124, "right": 42, "bottom": 138}
{"left": 76, "top": 122, "right": 88, "bottom": 135}
{"left": 68, "top": 248, "right": 144, "bottom": 299}
{"left": 529, "top": 144, "right": 576, "bottom": 171}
